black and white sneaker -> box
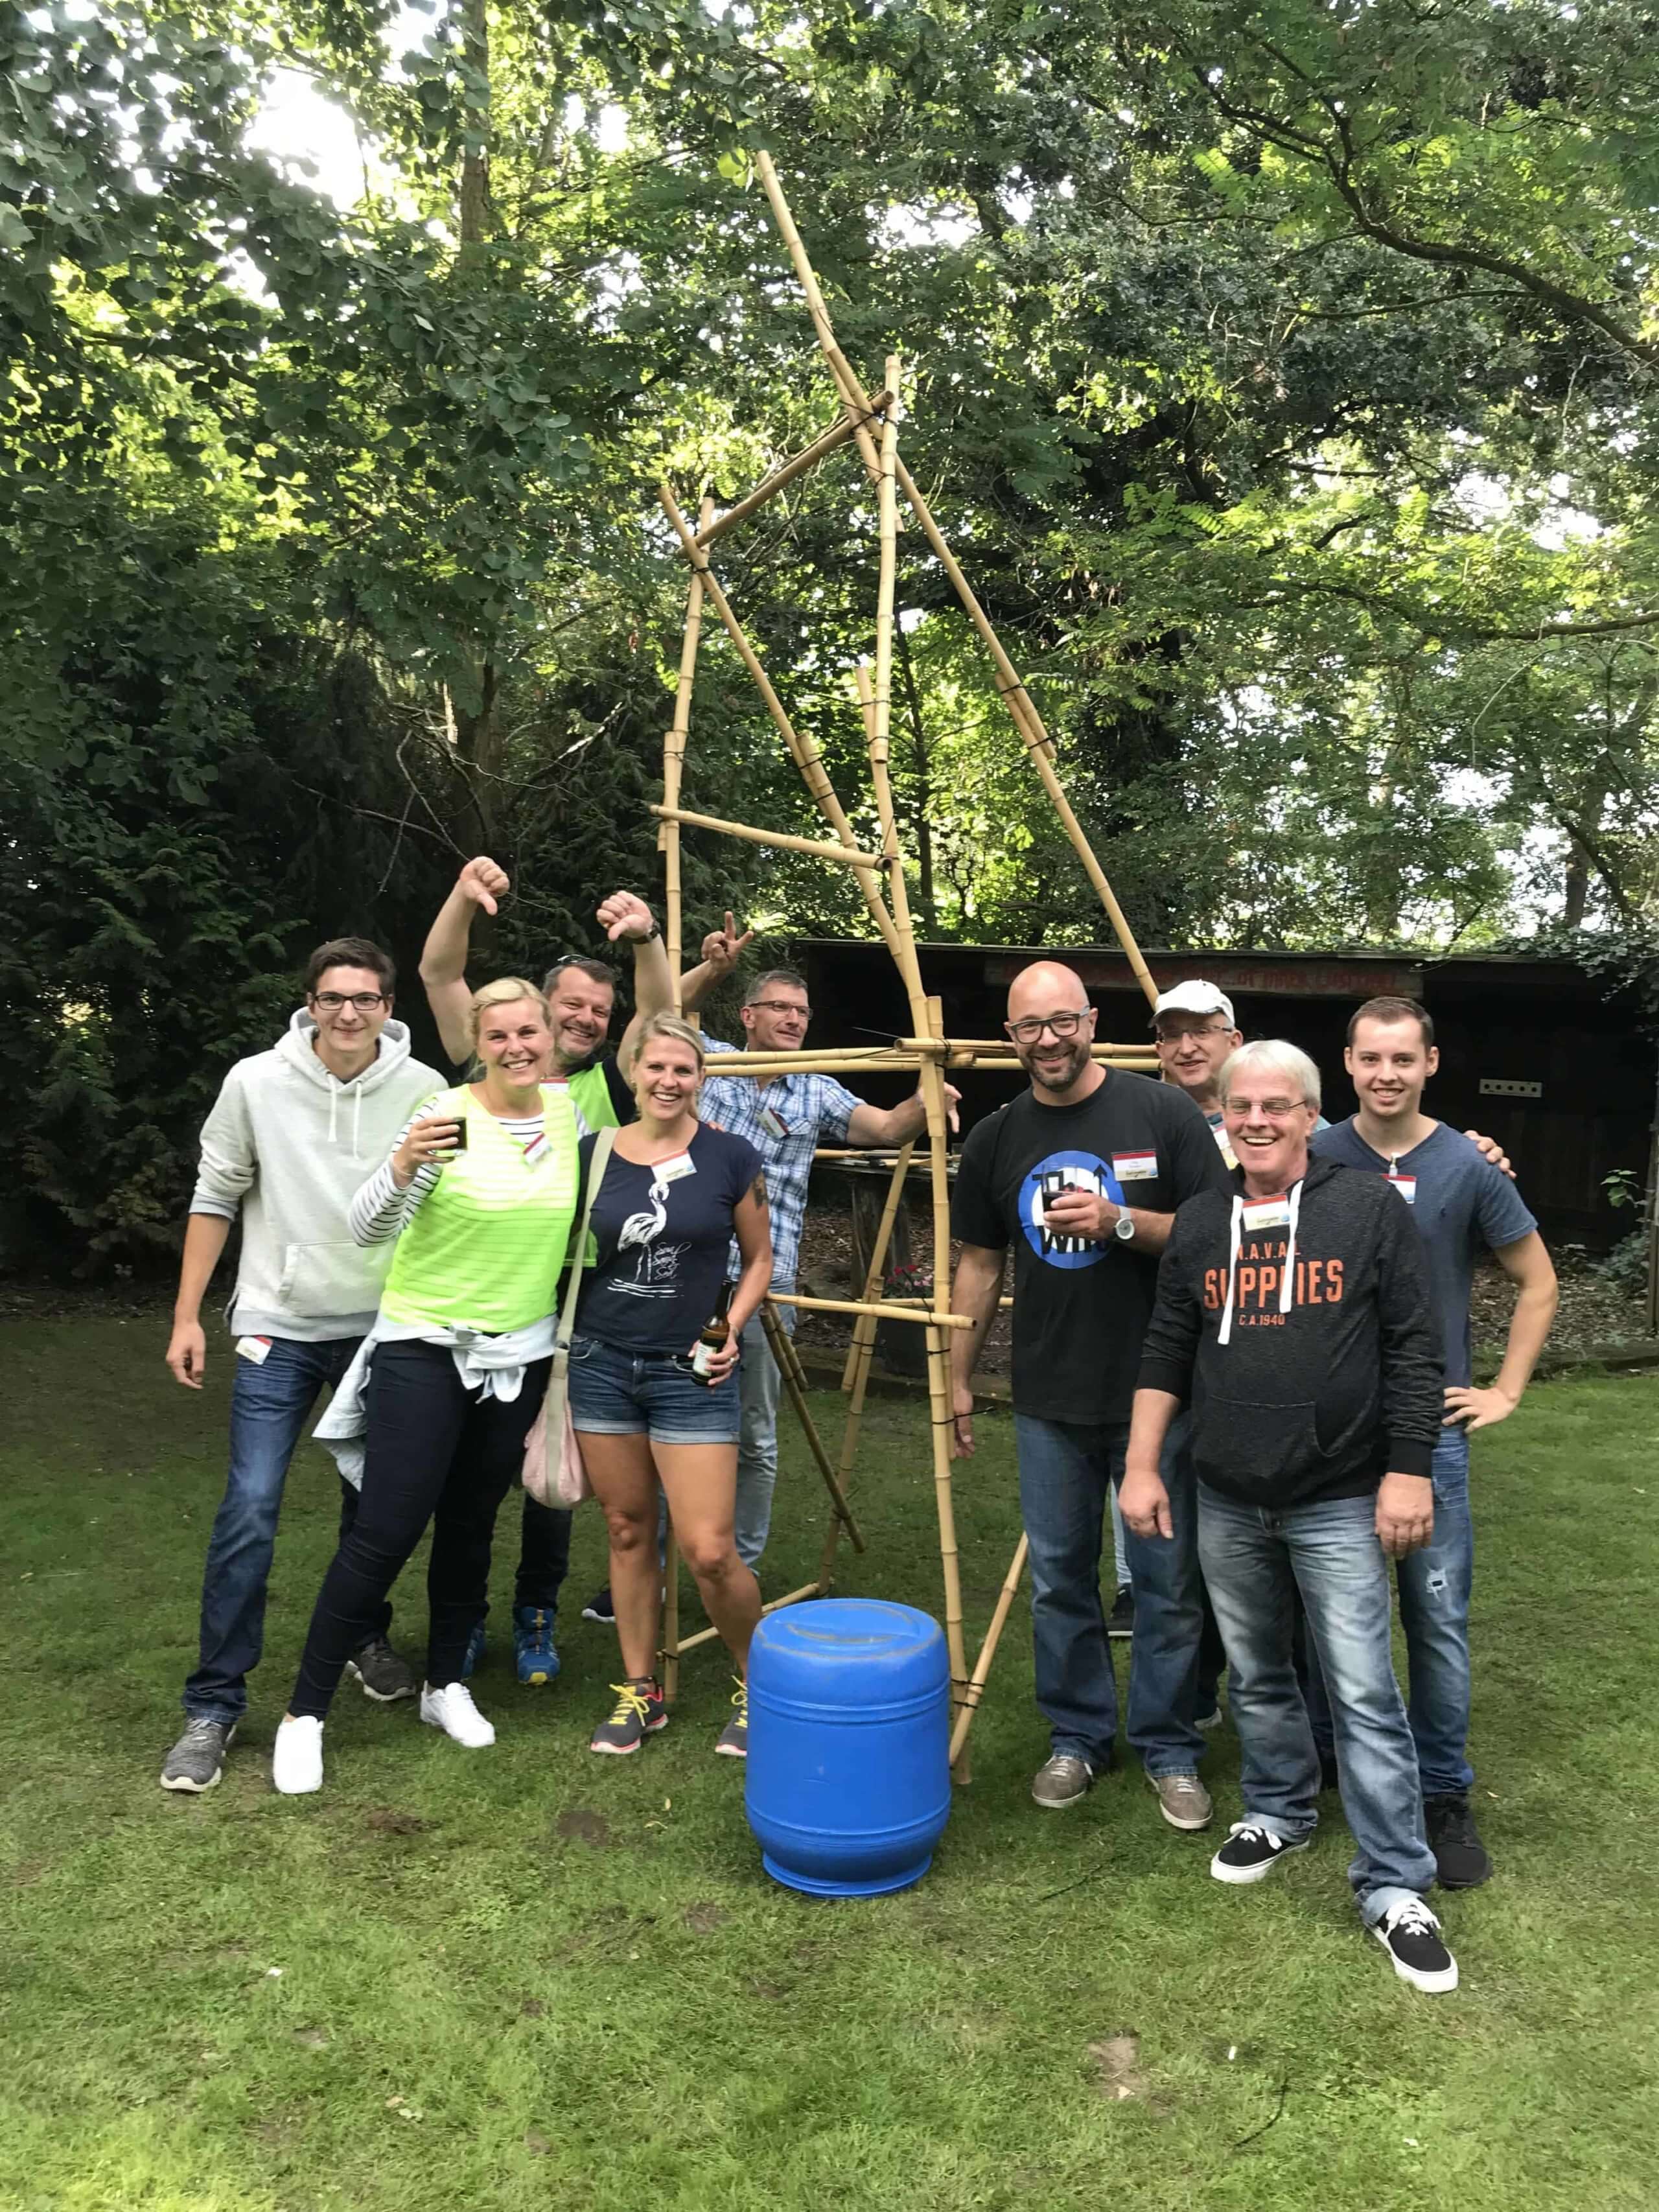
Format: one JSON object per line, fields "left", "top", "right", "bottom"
{"left": 159, "top": 1717, "right": 236, "bottom": 1793}
{"left": 1209, "top": 1821, "right": 1311, "bottom": 1884}
{"left": 1372, "top": 1897, "right": 1458, "bottom": 1992}
{"left": 1107, "top": 1583, "right": 1135, "bottom": 1639}
{"left": 581, "top": 1586, "right": 616, "bottom": 1625}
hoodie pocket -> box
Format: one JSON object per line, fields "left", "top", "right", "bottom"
{"left": 1192, "top": 1397, "right": 1327, "bottom": 1493}
{"left": 277, "top": 1240, "right": 388, "bottom": 1319}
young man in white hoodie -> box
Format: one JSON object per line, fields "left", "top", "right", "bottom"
{"left": 159, "top": 938, "right": 445, "bottom": 1792}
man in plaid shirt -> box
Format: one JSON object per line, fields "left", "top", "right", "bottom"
{"left": 683, "top": 920, "right": 957, "bottom": 1569}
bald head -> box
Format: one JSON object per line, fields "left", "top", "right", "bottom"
{"left": 1004, "top": 961, "right": 1100, "bottom": 1099}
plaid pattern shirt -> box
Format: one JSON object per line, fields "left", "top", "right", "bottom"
{"left": 699, "top": 1037, "right": 861, "bottom": 1290}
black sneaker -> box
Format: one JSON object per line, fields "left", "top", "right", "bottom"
{"left": 1209, "top": 1821, "right": 1312, "bottom": 1884}
{"left": 589, "top": 1680, "right": 667, "bottom": 1755}
{"left": 345, "top": 1635, "right": 420, "bottom": 1703}
{"left": 1107, "top": 1583, "right": 1135, "bottom": 1639}
{"left": 581, "top": 1586, "right": 616, "bottom": 1625}
{"left": 1372, "top": 1897, "right": 1458, "bottom": 1992}
{"left": 1425, "top": 1794, "right": 1492, "bottom": 1890}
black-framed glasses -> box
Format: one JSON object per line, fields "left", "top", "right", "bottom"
{"left": 1005, "top": 1009, "right": 1091, "bottom": 1045}
{"left": 311, "top": 992, "right": 386, "bottom": 1012}
{"left": 750, "top": 999, "right": 811, "bottom": 1020}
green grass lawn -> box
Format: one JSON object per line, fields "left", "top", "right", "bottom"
{"left": 2, "top": 1314, "right": 1656, "bottom": 2212}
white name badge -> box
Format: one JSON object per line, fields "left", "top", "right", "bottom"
{"left": 235, "top": 1335, "right": 273, "bottom": 1364}
{"left": 758, "top": 1105, "right": 791, "bottom": 1140}
{"left": 1112, "top": 1150, "right": 1159, "bottom": 1182}
{"left": 1387, "top": 1173, "right": 1417, "bottom": 1205}
{"left": 655, "top": 1152, "right": 697, "bottom": 1184}
{"left": 1240, "top": 1198, "right": 1292, "bottom": 1233}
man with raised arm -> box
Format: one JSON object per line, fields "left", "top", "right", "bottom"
{"left": 159, "top": 938, "right": 444, "bottom": 1793}
{"left": 1120, "top": 1038, "right": 1459, "bottom": 1994}
{"left": 947, "top": 960, "right": 1229, "bottom": 1826}
{"left": 659, "top": 915, "right": 959, "bottom": 1582}
{"left": 1310, "top": 994, "right": 1557, "bottom": 1890}
{"left": 418, "top": 856, "right": 675, "bottom": 1672}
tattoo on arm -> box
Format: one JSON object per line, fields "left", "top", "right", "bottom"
{"left": 748, "top": 1174, "right": 769, "bottom": 1210}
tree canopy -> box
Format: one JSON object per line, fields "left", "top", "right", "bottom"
{"left": 5, "top": 0, "right": 1658, "bottom": 1266}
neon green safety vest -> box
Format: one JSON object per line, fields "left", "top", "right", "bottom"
{"left": 567, "top": 1059, "right": 622, "bottom": 1131}
{"left": 381, "top": 1084, "right": 579, "bottom": 1335}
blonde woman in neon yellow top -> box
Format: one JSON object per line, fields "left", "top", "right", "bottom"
{"left": 273, "top": 979, "right": 578, "bottom": 1796}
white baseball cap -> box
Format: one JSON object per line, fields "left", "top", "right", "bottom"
{"left": 1152, "top": 979, "right": 1236, "bottom": 1028}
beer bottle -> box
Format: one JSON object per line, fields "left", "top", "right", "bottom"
{"left": 691, "top": 1281, "right": 735, "bottom": 1385}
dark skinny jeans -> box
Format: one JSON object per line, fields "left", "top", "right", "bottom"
{"left": 289, "top": 1340, "right": 550, "bottom": 1720}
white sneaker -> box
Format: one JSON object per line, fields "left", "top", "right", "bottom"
{"left": 419, "top": 1681, "right": 496, "bottom": 1749}
{"left": 272, "top": 1716, "right": 324, "bottom": 1795}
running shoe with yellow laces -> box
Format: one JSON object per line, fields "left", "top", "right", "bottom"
{"left": 714, "top": 1677, "right": 748, "bottom": 1758}
{"left": 588, "top": 1679, "right": 667, "bottom": 1756}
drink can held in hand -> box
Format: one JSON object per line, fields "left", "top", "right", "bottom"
{"left": 445, "top": 1118, "right": 468, "bottom": 1152}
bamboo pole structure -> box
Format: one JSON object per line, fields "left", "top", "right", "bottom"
{"left": 645, "top": 167, "right": 1175, "bottom": 1771}
{"left": 696, "top": 394, "right": 894, "bottom": 546}
{"left": 671, "top": 1580, "right": 826, "bottom": 1659}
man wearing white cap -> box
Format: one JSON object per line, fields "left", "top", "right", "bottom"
{"left": 1152, "top": 983, "right": 1246, "bottom": 1161}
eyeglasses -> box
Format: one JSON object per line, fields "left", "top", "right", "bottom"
{"left": 311, "top": 992, "right": 386, "bottom": 1012}
{"left": 1224, "top": 1097, "right": 1307, "bottom": 1119}
{"left": 1005, "top": 1010, "right": 1091, "bottom": 1045}
{"left": 750, "top": 999, "right": 811, "bottom": 1020}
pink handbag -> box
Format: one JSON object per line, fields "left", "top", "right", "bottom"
{"left": 521, "top": 1128, "right": 615, "bottom": 1511}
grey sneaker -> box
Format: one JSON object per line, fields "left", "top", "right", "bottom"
{"left": 1032, "top": 1753, "right": 1095, "bottom": 1809}
{"left": 345, "top": 1636, "right": 419, "bottom": 1703}
{"left": 1151, "top": 1771, "right": 1212, "bottom": 1830}
{"left": 160, "top": 1717, "right": 237, "bottom": 1793}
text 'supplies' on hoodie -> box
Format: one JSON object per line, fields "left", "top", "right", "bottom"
{"left": 189, "top": 1010, "right": 444, "bottom": 1340}
{"left": 1136, "top": 1155, "right": 1443, "bottom": 1509}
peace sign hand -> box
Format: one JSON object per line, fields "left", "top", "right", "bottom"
{"left": 701, "top": 911, "right": 754, "bottom": 974}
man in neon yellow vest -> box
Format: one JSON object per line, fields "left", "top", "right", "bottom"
{"left": 418, "top": 855, "right": 676, "bottom": 1680}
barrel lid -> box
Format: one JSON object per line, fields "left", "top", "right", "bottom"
{"left": 752, "top": 1599, "right": 946, "bottom": 1682}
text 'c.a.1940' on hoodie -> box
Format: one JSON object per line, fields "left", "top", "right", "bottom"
{"left": 1136, "top": 1155, "right": 1443, "bottom": 1508}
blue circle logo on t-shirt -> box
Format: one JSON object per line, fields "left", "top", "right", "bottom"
{"left": 1018, "top": 1151, "right": 1125, "bottom": 1270}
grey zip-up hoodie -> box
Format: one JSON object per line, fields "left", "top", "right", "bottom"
{"left": 1137, "top": 1155, "right": 1443, "bottom": 1507}
{"left": 191, "top": 1010, "right": 444, "bottom": 1340}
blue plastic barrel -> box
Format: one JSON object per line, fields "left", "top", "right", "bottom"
{"left": 745, "top": 1598, "right": 951, "bottom": 1897}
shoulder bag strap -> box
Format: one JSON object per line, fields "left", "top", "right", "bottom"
{"left": 555, "top": 1124, "right": 616, "bottom": 1360}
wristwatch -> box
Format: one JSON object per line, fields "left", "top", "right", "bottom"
{"left": 1113, "top": 1209, "right": 1136, "bottom": 1244}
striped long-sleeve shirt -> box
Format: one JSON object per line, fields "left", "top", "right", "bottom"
{"left": 349, "top": 1096, "right": 548, "bottom": 1244}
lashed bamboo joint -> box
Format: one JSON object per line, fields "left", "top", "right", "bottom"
{"left": 652, "top": 152, "right": 1166, "bottom": 1779}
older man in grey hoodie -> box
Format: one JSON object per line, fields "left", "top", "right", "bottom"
{"left": 159, "top": 937, "right": 444, "bottom": 1793}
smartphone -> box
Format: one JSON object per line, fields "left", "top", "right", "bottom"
{"left": 447, "top": 1119, "right": 468, "bottom": 1152}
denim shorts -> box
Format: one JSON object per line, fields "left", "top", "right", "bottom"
{"left": 567, "top": 1331, "right": 741, "bottom": 1447}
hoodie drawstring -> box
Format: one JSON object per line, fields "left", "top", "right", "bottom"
{"left": 352, "top": 1086, "right": 362, "bottom": 1163}
{"left": 328, "top": 1086, "right": 338, "bottom": 1149}
{"left": 1218, "top": 1180, "right": 1303, "bottom": 1347}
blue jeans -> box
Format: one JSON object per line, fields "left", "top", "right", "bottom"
{"left": 1198, "top": 1482, "right": 1435, "bottom": 1925}
{"left": 734, "top": 1307, "right": 791, "bottom": 1568}
{"left": 1301, "top": 1426, "right": 1474, "bottom": 1798}
{"left": 1014, "top": 1412, "right": 1215, "bottom": 1778}
{"left": 183, "top": 1335, "right": 386, "bottom": 1727}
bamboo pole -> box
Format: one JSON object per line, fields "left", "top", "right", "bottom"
{"left": 760, "top": 1301, "right": 865, "bottom": 1552}
{"left": 969, "top": 1056, "right": 1160, "bottom": 1073}
{"left": 653, "top": 805, "right": 886, "bottom": 872}
{"left": 754, "top": 150, "right": 887, "bottom": 492}
{"left": 660, "top": 495, "right": 712, "bottom": 1013}
{"left": 923, "top": 1320, "right": 971, "bottom": 1779}
{"left": 658, "top": 480, "right": 907, "bottom": 969}
{"left": 702, "top": 1050, "right": 927, "bottom": 1073}
{"left": 947, "top": 1533, "right": 1028, "bottom": 1768}
{"left": 696, "top": 395, "right": 893, "bottom": 546}
{"left": 767, "top": 1291, "right": 973, "bottom": 1328}
{"left": 671, "top": 1579, "right": 826, "bottom": 1657}
{"left": 749, "top": 153, "right": 1159, "bottom": 1007}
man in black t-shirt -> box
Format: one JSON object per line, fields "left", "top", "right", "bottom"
{"left": 949, "top": 960, "right": 1229, "bottom": 1819}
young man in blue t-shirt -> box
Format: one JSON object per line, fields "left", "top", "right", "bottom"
{"left": 1312, "top": 995, "right": 1559, "bottom": 1889}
